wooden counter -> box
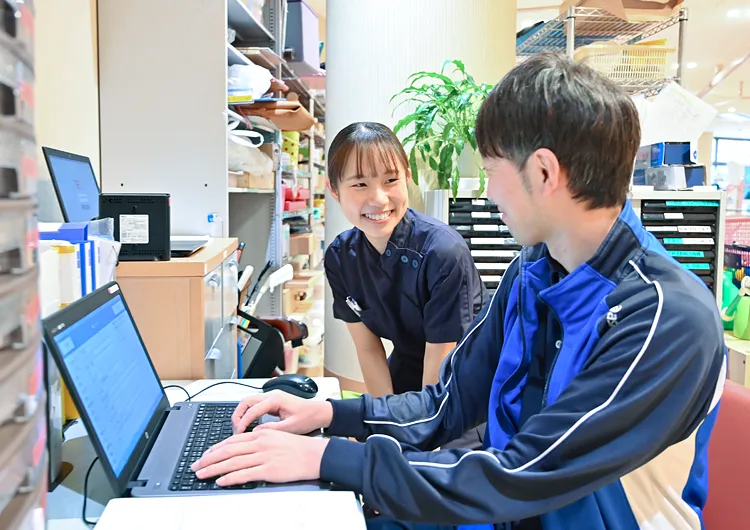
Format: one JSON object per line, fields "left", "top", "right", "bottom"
{"left": 116, "top": 238, "right": 239, "bottom": 379}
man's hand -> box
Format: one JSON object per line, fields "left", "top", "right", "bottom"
{"left": 191, "top": 430, "right": 329, "bottom": 486}
{"left": 232, "top": 390, "right": 333, "bottom": 434}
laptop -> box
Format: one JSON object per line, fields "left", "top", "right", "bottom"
{"left": 41, "top": 147, "right": 208, "bottom": 258}
{"left": 42, "top": 281, "right": 329, "bottom": 498}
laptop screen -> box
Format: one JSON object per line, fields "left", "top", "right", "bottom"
{"left": 51, "top": 293, "right": 164, "bottom": 476}
{"left": 46, "top": 151, "right": 100, "bottom": 222}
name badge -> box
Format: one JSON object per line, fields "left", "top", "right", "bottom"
{"left": 346, "top": 296, "right": 363, "bottom": 317}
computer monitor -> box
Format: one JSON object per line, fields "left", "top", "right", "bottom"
{"left": 42, "top": 283, "right": 170, "bottom": 491}
{"left": 42, "top": 147, "right": 101, "bottom": 222}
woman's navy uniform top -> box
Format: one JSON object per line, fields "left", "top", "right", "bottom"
{"left": 324, "top": 208, "right": 488, "bottom": 394}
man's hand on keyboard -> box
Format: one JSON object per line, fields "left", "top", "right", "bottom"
{"left": 191, "top": 429, "right": 329, "bottom": 486}
{"left": 232, "top": 390, "right": 333, "bottom": 435}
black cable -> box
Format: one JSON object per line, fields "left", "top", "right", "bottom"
{"left": 162, "top": 385, "right": 191, "bottom": 401}
{"left": 188, "top": 381, "right": 263, "bottom": 401}
{"left": 162, "top": 381, "right": 263, "bottom": 402}
{"left": 82, "top": 457, "right": 99, "bottom": 527}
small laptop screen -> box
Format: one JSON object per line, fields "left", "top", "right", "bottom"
{"left": 47, "top": 154, "right": 100, "bottom": 222}
{"left": 52, "top": 294, "right": 164, "bottom": 476}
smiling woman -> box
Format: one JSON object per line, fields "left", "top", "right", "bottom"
{"left": 323, "top": 122, "right": 488, "bottom": 450}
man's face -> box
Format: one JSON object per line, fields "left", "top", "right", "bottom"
{"left": 484, "top": 156, "right": 546, "bottom": 247}
{"left": 328, "top": 153, "right": 409, "bottom": 243}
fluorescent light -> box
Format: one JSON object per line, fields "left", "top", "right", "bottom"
{"left": 728, "top": 9, "right": 740, "bottom": 17}
{"left": 729, "top": 107, "right": 737, "bottom": 113}
{"left": 687, "top": 62, "right": 698, "bottom": 69}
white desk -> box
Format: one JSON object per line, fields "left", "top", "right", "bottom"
{"left": 47, "top": 377, "right": 365, "bottom": 530}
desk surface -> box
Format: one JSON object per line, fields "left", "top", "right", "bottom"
{"left": 47, "top": 378, "right": 355, "bottom": 530}
{"left": 115, "top": 237, "right": 238, "bottom": 278}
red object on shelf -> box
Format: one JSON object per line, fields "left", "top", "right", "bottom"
{"left": 284, "top": 200, "right": 306, "bottom": 211}
{"left": 282, "top": 185, "right": 311, "bottom": 201}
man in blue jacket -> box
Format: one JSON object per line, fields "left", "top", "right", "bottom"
{"left": 192, "top": 53, "right": 727, "bottom": 530}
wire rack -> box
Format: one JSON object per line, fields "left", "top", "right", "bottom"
{"left": 516, "top": 7, "right": 682, "bottom": 57}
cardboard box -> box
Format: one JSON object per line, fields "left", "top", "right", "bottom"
{"left": 289, "top": 233, "right": 317, "bottom": 256}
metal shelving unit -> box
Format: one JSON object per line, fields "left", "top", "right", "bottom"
{"left": 517, "top": 6, "right": 689, "bottom": 94}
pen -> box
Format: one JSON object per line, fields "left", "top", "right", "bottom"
{"left": 237, "top": 241, "right": 246, "bottom": 262}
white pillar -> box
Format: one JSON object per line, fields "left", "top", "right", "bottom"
{"left": 323, "top": 0, "right": 517, "bottom": 391}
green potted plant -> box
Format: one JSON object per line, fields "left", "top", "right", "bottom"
{"left": 391, "top": 60, "right": 493, "bottom": 199}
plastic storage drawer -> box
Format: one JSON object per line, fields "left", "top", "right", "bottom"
{"left": 0, "top": 269, "right": 39, "bottom": 351}
{"left": 0, "top": 199, "right": 37, "bottom": 274}
{"left": 0, "top": 39, "right": 33, "bottom": 129}
{"left": 0, "top": 404, "right": 46, "bottom": 515}
{"left": 0, "top": 456, "right": 46, "bottom": 530}
{"left": 0, "top": 1, "right": 35, "bottom": 65}
{"left": 0, "top": 122, "right": 36, "bottom": 199}
{"left": 0, "top": 339, "right": 42, "bottom": 426}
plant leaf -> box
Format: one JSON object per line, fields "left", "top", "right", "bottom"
{"left": 429, "top": 157, "right": 439, "bottom": 172}
{"left": 478, "top": 167, "right": 486, "bottom": 198}
{"left": 408, "top": 71, "right": 453, "bottom": 86}
{"left": 409, "top": 147, "right": 419, "bottom": 185}
{"left": 393, "top": 113, "right": 418, "bottom": 135}
{"left": 438, "top": 144, "right": 454, "bottom": 189}
{"left": 451, "top": 165, "right": 460, "bottom": 200}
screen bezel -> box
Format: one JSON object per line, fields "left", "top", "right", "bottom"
{"left": 42, "top": 281, "right": 170, "bottom": 496}
{"left": 41, "top": 146, "right": 101, "bottom": 223}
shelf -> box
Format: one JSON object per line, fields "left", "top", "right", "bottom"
{"left": 281, "top": 63, "right": 326, "bottom": 117}
{"left": 227, "top": 0, "right": 274, "bottom": 44}
{"left": 229, "top": 187, "right": 274, "bottom": 194}
{"left": 619, "top": 78, "right": 673, "bottom": 97}
{"left": 283, "top": 208, "right": 312, "bottom": 219}
{"left": 516, "top": 7, "right": 682, "bottom": 56}
{"left": 227, "top": 43, "right": 251, "bottom": 66}
{"left": 236, "top": 46, "right": 284, "bottom": 70}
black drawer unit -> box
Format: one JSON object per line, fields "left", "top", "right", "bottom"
{"left": 448, "top": 198, "right": 520, "bottom": 296}
{"left": 639, "top": 199, "right": 721, "bottom": 293}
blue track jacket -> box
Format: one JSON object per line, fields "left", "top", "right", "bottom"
{"left": 319, "top": 200, "right": 727, "bottom": 529}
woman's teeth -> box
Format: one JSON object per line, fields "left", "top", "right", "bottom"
{"left": 364, "top": 212, "right": 391, "bottom": 221}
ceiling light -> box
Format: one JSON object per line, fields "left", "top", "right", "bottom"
{"left": 728, "top": 9, "right": 740, "bottom": 17}
{"left": 729, "top": 107, "right": 737, "bottom": 113}
{"left": 671, "top": 63, "right": 679, "bottom": 69}
{"left": 687, "top": 62, "right": 698, "bottom": 69}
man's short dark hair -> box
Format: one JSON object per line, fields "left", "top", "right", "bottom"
{"left": 475, "top": 52, "right": 641, "bottom": 209}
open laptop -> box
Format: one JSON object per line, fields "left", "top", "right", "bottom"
{"left": 41, "top": 147, "right": 208, "bottom": 258}
{"left": 42, "top": 281, "right": 329, "bottom": 498}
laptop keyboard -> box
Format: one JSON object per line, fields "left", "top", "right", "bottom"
{"left": 169, "top": 403, "right": 261, "bottom": 491}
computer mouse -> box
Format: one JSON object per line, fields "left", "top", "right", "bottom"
{"left": 262, "top": 373, "right": 318, "bottom": 399}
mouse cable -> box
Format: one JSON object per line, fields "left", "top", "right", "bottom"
{"left": 163, "top": 381, "right": 263, "bottom": 402}
{"left": 82, "top": 456, "right": 100, "bottom": 527}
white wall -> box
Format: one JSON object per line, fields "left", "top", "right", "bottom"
{"left": 323, "top": 0, "right": 517, "bottom": 388}
{"left": 35, "top": 0, "right": 100, "bottom": 178}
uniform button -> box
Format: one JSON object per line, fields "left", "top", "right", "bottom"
{"left": 555, "top": 340, "right": 562, "bottom": 349}
{"left": 412, "top": 260, "right": 419, "bottom": 269}
{"left": 385, "top": 249, "right": 392, "bottom": 257}
{"left": 400, "top": 255, "right": 408, "bottom": 264}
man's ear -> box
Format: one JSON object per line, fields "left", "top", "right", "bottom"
{"left": 533, "top": 148, "right": 562, "bottom": 196}
{"left": 326, "top": 178, "right": 340, "bottom": 202}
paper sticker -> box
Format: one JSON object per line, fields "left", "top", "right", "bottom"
{"left": 119, "top": 215, "right": 149, "bottom": 244}
{"left": 664, "top": 212, "right": 684, "bottom": 219}
{"left": 471, "top": 212, "right": 492, "bottom": 218}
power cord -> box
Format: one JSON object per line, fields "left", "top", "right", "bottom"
{"left": 163, "top": 381, "right": 263, "bottom": 402}
{"left": 82, "top": 457, "right": 99, "bottom": 527}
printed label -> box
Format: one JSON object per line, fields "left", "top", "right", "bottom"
{"left": 665, "top": 200, "right": 719, "bottom": 207}
{"left": 470, "top": 237, "right": 514, "bottom": 245}
{"left": 119, "top": 215, "right": 149, "bottom": 244}
{"left": 669, "top": 250, "right": 704, "bottom": 258}
{"left": 471, "top": 250, "right": 519, "bottom": 258}
{"left": 471, "top": 199, "right": 486, "bottom": 206}
{"left": 664, "top": 212, "right": 684, "bottom": 219}
{"left": 682, "top": 263, "right": 711, "bottom": 270}
{"left": 663, "top": 238, "right": 714, "bottom": 245}
{"left": 678, "top": 225, "right": 712, "bottom": 233}
{"left": 471, "top": 212, "right": 491, "bottom": 218}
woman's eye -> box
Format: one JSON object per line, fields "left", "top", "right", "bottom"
{"left": 351, "top": 182, "right": 366, "bottom": 188}
{"left": 386, "top": 178, "right": 399, "bottom": 184}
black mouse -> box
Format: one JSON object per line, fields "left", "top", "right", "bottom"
{"left": 262, "top": 373, "right": 318, "bottom": 399}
